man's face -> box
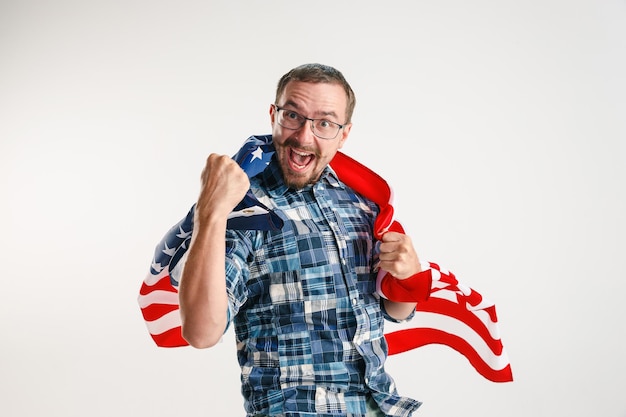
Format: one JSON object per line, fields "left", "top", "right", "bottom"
{"left": 270, "top": 81, "right": 352, "bottom": 189}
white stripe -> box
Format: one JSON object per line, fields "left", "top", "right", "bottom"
{"left": 227, "top": 205, "right": 269, "bottom": 219}
{"left": 143, "top": 268, "right": 170, "bottom": 286}
{"left": 146, "top": 309, "right": 182, "bottom": 336}
{"left": 473, "top": 308, "right": 502, "bottom": 340}
{"left": 429, "top": 266, "right": 441, "bottom": 282}
{"left": 137, "top": 290, "right": 179, "bottom": 308}
{"left": 375, "top": 269, "right": 388, "bottom": 299}
{"left": 387, "top": 185, "right": 394, "bottom": 207}
{"left": 427, "top": 291, "right": 500, "bottom": 340}
{"left": 429, "top": 286, "right": 458, "bottom": 302}
{"left": 429, "top": 285, "right": 496, "bottom": 311}
{"left": 385, "top": 310, "right": 510, "bottom": 371}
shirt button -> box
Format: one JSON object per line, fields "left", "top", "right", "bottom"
{"left": 352, "top": 298, "right": 358, "bottom": 306}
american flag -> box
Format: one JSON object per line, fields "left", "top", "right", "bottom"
{"left": 138, "top": 135, "right": 513, "bottom": 383}
{"left": 378, "top": 261, "right": 512, "bottom": 382}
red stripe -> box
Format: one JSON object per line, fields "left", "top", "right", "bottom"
{"left": 139, "top": 275, "right": 177, "bottom": 295}
{"left": 385, "top": 328, "right": 513, "bottom": 382}
{"left": 416, "top": 295, "right": 504, "bottom": 355}
{"left": 150, "top": 326, "right": 188, "bottom": 348}
{"left": 140, "top": 303, "right": 179, "bottom": 322}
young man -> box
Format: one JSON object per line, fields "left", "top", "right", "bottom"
{"left": 179, "top": 63, "right": 422, "bottom": 416}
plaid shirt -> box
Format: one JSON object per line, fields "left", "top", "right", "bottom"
{"left": 224, "top": 157, "right": 421, "bottom": 417}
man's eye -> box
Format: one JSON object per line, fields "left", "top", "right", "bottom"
{"left": 286, "top": 111, "right": 299, "bottom": 120}
{"left": 319, "top": 120, "right": 331, "bottom": 128}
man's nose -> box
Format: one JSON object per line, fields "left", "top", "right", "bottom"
{"left": 295, "top": 119, "right": 317, "bottom": 143}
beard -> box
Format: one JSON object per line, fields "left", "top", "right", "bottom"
{"left": 275, "top": 138, "right": 324, "bottom": 190}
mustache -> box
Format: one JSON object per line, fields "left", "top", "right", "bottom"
{"left": 281, "top": 138, "right": 320, "bottom": 157}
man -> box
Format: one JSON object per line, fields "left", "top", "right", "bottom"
{"left": 179, "top": 63, "right": 423, "bottom": 416}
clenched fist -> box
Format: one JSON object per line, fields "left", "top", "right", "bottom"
{"left": 377, "top": 231, "right": 422, "bottom": 279}
{"left": 194, "top": 154, "right": 250, "bottom": 227}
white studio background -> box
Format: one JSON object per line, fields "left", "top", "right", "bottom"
{"left": 1, "top": 1, "right": 625, "bottom": 416}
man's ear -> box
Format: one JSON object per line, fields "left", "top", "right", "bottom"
{"left": 338, "top": 123, "right": 352, "bottom": 149}
{"left": 269, "top": 104, "right": 276, "bottom": 125}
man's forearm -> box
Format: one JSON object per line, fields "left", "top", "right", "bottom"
{"left": 382, "top": 299, "right": 417, "bottom": 321}
{"left": 179, "top": 217, "right": 229, "bottom": 348}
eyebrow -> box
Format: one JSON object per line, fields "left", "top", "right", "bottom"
{"left": 281, "top": 100, "right": 339, "bottom": 120}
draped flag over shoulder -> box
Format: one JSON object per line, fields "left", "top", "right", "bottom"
{"left": 138, "top": 135, "right": 513, "bottom": 383}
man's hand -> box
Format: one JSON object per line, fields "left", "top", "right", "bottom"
{"left": 195, "top": 153, "right": 250, "bottom": 226}
{"left": 377, "top": 231, "right": 422, "bottom": 279}
{"left": 378, "top": 231, "right": 422, "bottom": 320}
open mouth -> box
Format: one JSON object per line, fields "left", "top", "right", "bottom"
{"left": 288, "top": 148, "right": 315, "bottom": 172}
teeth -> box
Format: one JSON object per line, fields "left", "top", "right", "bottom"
{"left": 290, "top": 148, "right": 313, "bottom": 170}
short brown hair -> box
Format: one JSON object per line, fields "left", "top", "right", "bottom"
{"left": 275, "top": 63, "right": 356, "bottom": 124}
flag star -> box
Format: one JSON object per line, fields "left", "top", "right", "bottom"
{"left": 151, "top": 261, "right": 164, "bottom": 272}
{"left": 176, "top": 226, "right": 191, "bottom": 239}
{"left": 250, "top": 146, "right": 264, "bottom": 162}
{"left": 162, "top": 242, "right": 176, "bottom": 257}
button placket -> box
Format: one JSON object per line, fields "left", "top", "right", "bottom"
{"left": 313, "top": 181, "right": 368, "bottom": 354}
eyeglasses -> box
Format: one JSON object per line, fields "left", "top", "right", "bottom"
{"left": 273, "top": 105, "right": 345, "bottom": 140}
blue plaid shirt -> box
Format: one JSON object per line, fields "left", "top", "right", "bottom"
{"left": 224, "top": 157, "right": 421, "bottom": 417}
